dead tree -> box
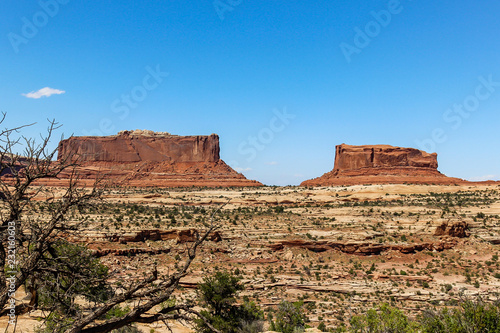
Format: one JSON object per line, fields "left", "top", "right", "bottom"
{"left": 0, "top": 115, "right": 103, "bottom": 312}
{"left": 0, "top": 114, "right": 221, "bottom": 333}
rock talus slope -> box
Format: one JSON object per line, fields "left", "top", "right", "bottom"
{"left": 56, "top": 130, "right": 261, "bottom": 187}
{"left": 302, "top": 144, "right": 466, "bottom": 186}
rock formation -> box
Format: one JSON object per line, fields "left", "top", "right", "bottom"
{"left": 55, "top": 130, "right": 262, "bottom": 187}
{"left": 434, "top": 221, "right": 470, "bottom": 238}
{"left": 332, "top": 144, "right": 438, "bottom": 171}
{"left": 266, "top": 238, "right": 458, "bottom": 255}
{"left": 301, "top": 144, "right": 465, "bottom": 186}
{"left": 58, "top": 130, "right": 220, "bottom": 164}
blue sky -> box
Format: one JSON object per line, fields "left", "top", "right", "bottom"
{"left": 1, "top": 0, "right": 499, "bottom": 185}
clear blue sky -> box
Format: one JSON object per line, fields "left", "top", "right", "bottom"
{"left": 1, "top": 0, "right": 499, "bottom": 185}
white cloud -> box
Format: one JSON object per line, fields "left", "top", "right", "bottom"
{"left": 468, "top": 174, "right": 499, "bottom": 182}
{"left": 234, "top": 167, "right": 252, "bottom": 172}
{"left": 266, "top": 161, "right": 278, "bottom": 165}
{"left": 22, "top": 87, "right": 65, "bottom": 99}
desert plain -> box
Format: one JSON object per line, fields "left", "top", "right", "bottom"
{"left": 4, "top": 183, "right": 499, "bottom": 332}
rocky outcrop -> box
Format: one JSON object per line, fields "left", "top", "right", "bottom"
{"left": 301, "top": 144, "right": 465, "bottom": 186}
{"left": 104, "top": 229, "right": 222, "bottom": 244}
{"left": 266, "top": 239, "right": 458, "bottom": 255}
{"left": 92, "top": 247, "right": 171, "bottom": 258}
{"left": 434, "top": 221, "right": 470, "bottom": 238}
{"left": 65, "top": 228, "right": 223, "bottom": 244}
{"left": 55, "top": 130, "right": 262, "bottom": 187}
{"left": 78, "top": 228, "right": 223, "bottom": 257}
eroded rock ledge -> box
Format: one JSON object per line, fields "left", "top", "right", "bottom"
{"left": 266, "top": 238, "right": 458, "bottom": 255}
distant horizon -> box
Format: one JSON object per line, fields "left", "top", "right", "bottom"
{"left": 2, "top": 1, "right": 499, "bottom": 185}
{"left": 50, "top": 128, "right": 499, "bottom": 186}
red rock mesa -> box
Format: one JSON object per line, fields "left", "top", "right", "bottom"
{"left": 56, "top": 130, "right": 262, "bottom": 187}
{"left": 301, "top": 144, "right": 466, "bottom": 186}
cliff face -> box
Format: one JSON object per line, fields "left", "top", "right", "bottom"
{"left": 58, "top": 130, "right": 220, "bottom": 164}
{"left": 301, "top": 144, "right": 463, "bottom": 186}
{"left": 55, "top": 130, "right": 261, "bottom": 187}
{"left": 333, "top": 144, "right": 438, "bottom": 172}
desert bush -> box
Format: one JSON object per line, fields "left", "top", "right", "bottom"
{"left": 343, "top": 298, "right": 500, "bottom": 333}
{"left": 419, "top": 297, "right": 500, "bottom": 333}
{"left": 270, "top": 300, "right": 307, "bottom": 333}
{"left": 196, "top": 270, "right": 264, "bottom": 333}
{"left": 35, "top": 240, "right": 112, "bottom": 314}
{"left": 349, "top": 303, "right": 419, "bottom": 333}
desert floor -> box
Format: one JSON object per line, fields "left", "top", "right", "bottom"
{"left": 3, "top": 184, "right": 500, "bottom": 332}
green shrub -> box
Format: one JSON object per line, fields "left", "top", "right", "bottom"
{"left": 196, "top": 271, "right": 264, "bottom": 333}
{"left": 346, "top": 298, "right": 500, "bottom": 333}
{"left": 36, "top": 240, "right": 112, "bottom": 312}
{"left": 419, "top": 297, "right": 500, "bottom": 333}
{"left": 270, "top": 301, "right": 307, "bottom": 333}
{"left": 349, "top": 303, "right": 419, "bottom": 333}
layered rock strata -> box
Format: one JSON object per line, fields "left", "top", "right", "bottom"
{"left": 55, "top": 130, "right": 261, "bottom": 187}
{"left": 302, "top": 144, "right": 465, "bottom": 186}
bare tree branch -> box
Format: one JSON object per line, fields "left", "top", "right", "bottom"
{"left": 0, "top": 115, "right": 226, "bottom": 333}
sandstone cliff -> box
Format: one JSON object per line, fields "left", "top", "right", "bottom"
{"left": 301, "top": 144, "right": 464, "bottom": 186}
{"left": 58, "top": 130, "right": 220, "bottom": 164}
{"left": 332, "top": 144, "right": 438, "bottom": 171}
{"left": 55, "top": 130, "right": 261, "bottom": 187}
